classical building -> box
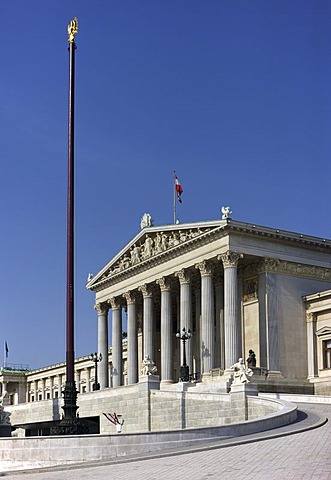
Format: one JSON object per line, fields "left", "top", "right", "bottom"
{"left": 86, "top": 216, "right": 331, "bottom": 394}
{"left": 2, "top": 215, "right": 331, "bottom": 436}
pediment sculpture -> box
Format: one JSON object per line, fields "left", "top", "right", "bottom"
{"left": 102, "top": 226, "right": 211, "bottom": 278}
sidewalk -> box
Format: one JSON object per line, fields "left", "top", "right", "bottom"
{"left": 2, "top": 403, "right": 331, "bottom": 480}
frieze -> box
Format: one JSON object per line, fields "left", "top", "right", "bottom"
{"left": 260, "top": 258, "right": 331, "bottom": 280}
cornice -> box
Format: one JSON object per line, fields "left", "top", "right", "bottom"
{"left": 224, "top": 220, "right": 331, "bottom": 251}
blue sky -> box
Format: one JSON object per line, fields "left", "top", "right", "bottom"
{"left": 1, "top": 1, "right": 330, "bottom": 369}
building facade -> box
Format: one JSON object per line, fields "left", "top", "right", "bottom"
{"left": 86, "top": 217, "right": 331, "bottom": 393}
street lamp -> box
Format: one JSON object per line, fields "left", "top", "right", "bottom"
{"left": 90, "top": 352, "right": 102, "bottom": 391}
{"left": 176, "top": 328, "right": 192, "bottom": 382}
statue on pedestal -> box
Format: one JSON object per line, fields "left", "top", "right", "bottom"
{"left": 230, "top": 358, "right": 253, "bottom": 385}
{"left": 141, "top": 355, "right": 157, "bottom": 375}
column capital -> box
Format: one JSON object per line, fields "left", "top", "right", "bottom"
{"left": 259, "top": 257, "right": 280, "bottom": 273}
{"left": 108, "top": 297, "right": 122, "bottom": 310}
{"left": 218, "top": 251, "right": 243, "bottom": 268}
{"left": 306, "top": 312, "right": 317, "bottom": 323}
{"left": 195, "top": 260, "right": 213, "bottom": 276}
{"left": 94, "top": 302, "right": 109, "bottom": 316}
{"left": 175, "top": 268, "right": 192, "bottom": 284}
{"left": 123, "top": 291, "right": 137, "bottom": 304}
{"left": 156, "top": 276, "right": 172, "bottom": 292}
{"left": 138, "top": 283, "right": 154, "bottom": 298}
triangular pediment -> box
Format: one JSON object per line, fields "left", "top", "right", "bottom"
{"left": 316, "top": 326, "right": 331, "bottom": 337}
{"left": 87, "top": 219, "right": 225, "bottom": 288}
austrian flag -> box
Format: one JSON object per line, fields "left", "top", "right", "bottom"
{"left": 174, "top": 174, "right": 183, "bottom": 203}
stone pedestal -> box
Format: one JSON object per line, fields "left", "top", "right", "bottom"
{"left": 230, "top": 382, "right": 258, "bottom": 422}
{"left": 138, "top": 375, "right": 160, "bottom": 432}
{"left": 176, "top": 381, "right": 196, "bottom": 392}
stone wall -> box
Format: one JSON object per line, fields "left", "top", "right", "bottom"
{"left": 7, "top": 377, "right": 284, "bottom": 437}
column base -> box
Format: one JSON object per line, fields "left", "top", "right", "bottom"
{"left": 160, "top": 379, "right": 174, "bottom": 386}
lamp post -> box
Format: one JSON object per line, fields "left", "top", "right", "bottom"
{"left": 90, "top": 353, "right": 102, "bottom": 391}
{"left": 176, "top": 328, "right": 192, "bottom": 382}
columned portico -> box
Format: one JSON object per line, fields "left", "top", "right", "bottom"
{"left": 109, "top": 297, "right": 123, "bottom": 387}
{"left": 123, "top": 291, "right": 138, "bottom": 384}
{"left": 156, "top": 277, "right": 173, "bottom": 384}
{"left": 219, "top": 251, "right": 243, "bottom": 369}
{"left": 87, "top": 217, "right": 331, "bottom": 392}
{"left": 196, "top": 261, "right": 214, "bottom": 376}
{"left": 94, "top": 302, "right": 109, "bottom": 389}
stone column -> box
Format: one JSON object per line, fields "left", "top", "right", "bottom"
{"left": 194, "top": 285, "right": 201, "bottom": 379}
{"left": 109, "top": 297, "right": 123, "bottom": 387}
{"left": 75, "top": 370, "right": 81, "bottom": 394}
{"left": 219, "top": 251, "right": 243, "bottom": 368}
{"left": 139, "top": 284, "right": 155, "bottom": 363}
{"left": 56, "top": 375, "right": 61, "bottom": 398}
{"left": 41, "top": 379, "right": 46, "bottom": 400}
{"left": 123, "top": 291, "right": 138, "bottom": 384}
{"left": 307, "top": 312, "right": 318, "bottom": 379}
{"left": 175, "top": 269, "right": 193, "bottom": 374}
{"left": 34, "top": 380, "right": 38, "bottom": 401}
{"left": 85, "top": 368, "right": 91, "bottom": 392}
{"left": 196, "top": 261, "right": 214, "bottom": 376}
{"left": 49, "top": 377, "right": 54, "bottom": 400}
{"left": 214, "top": 273, "right": 224, "bottom": 369}
{"left": 94, "top": 302, "right": 109, "bottom": 389}
{"left": 157, "top": 277, "right": 173, "bottom": 384}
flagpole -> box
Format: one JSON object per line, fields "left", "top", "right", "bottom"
{"left": 51, "top": 18, "right": 86, "bottom": 435}
{"left": 173, "top": 172, "right": 177, "bottom": 224}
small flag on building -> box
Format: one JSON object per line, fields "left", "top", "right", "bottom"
{"left": 5, "top": 341, "right": 8, "bottom": 358}
{"left": 174, "top": 173, "right": 183, "bottom": 203}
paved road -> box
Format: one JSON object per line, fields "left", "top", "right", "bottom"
{"left": 2, "top": 403, "right": 331, "bottom": 480}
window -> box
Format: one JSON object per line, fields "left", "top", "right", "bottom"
{"left": 323, "top": 339, "right": 331, "bottom": 369}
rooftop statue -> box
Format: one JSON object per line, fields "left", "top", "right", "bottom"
{"left": 140, "top": 213, "right": 154, "bottom": 229}
{"left": 221, "top": 206, "right": 232, "bottom": 220}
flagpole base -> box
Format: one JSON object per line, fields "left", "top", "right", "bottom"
{"left": 50, "top": 381, "right": 89, "bottom": 435}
